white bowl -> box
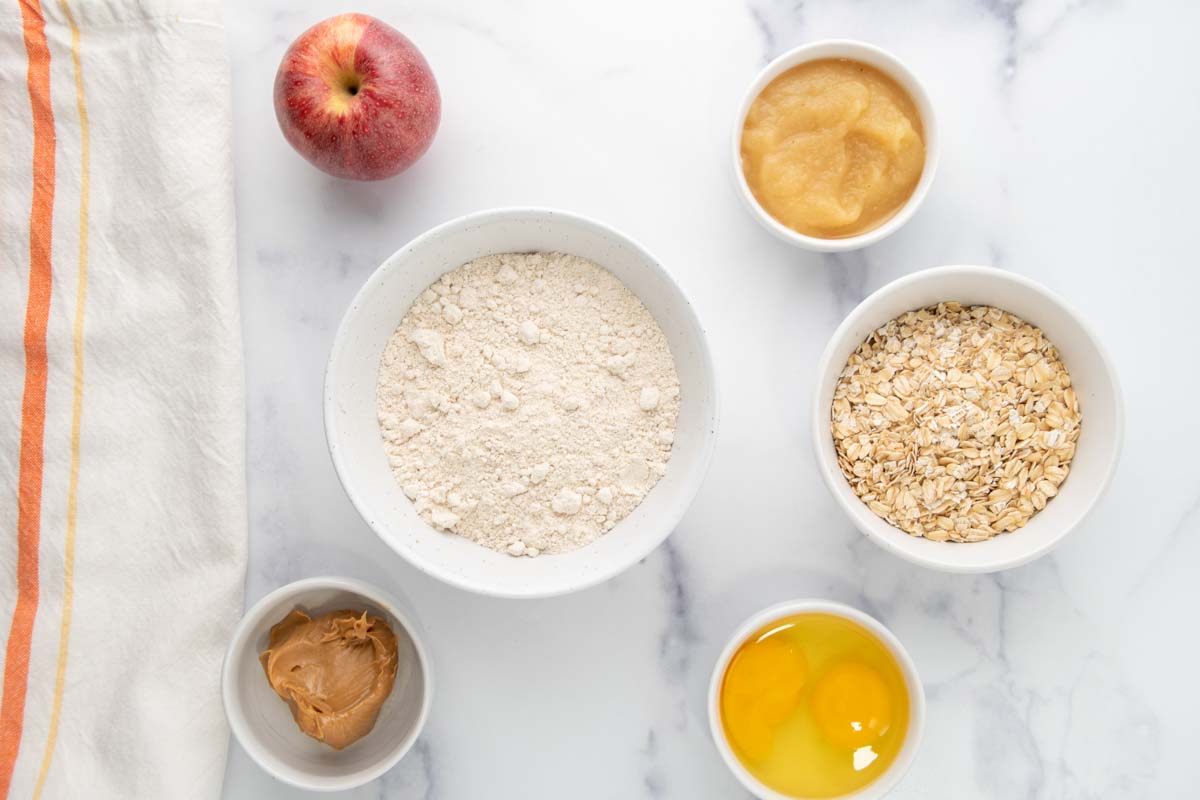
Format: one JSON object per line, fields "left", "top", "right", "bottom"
{"left": 708, "top": 599, "right": 925, "bottom": 800}
{"left": 222, "top": 577, "right": 432, "bottom": 792}
{"left": 325, "top": 207, "right": 718, "bottom": 598}
{"left": 731, "top": 40, "right": 939, "bottom": 252}
{"left": 813, "top": 265, "right": 1124, "bottom": 572}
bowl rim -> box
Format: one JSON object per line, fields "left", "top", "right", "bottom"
{"left": 811, "top": 264, "right": 1125, "bottom": 572}
{"left": 221, "top": 576, "right": 434, "bottom": 792}
{"left": 323, "top": 206, "right": 720, "bottom": 598}
{"left": 707, "top": 599, "right": 926, "bottom": 800}
{"left": 730, "top": 39, "right": 940, "bottom": 252}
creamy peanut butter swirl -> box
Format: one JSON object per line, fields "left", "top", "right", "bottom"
{"left": 259, "top": 608, "right": 398, "bottom": 749}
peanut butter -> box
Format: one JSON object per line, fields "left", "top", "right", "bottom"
{"left": 259, "top": 608, "right": 398, "bottom": 749}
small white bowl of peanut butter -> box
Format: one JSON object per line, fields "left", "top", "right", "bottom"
{"left": 222, "top": 576, "right": 432, "bottom": 791}
{"left": 732, "top": 40, "right": 939, "bottom": 252}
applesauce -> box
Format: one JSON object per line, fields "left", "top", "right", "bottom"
{"left": 740, "top": 59, "right": 925, "bottom": 239}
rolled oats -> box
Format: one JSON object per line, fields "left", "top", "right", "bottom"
{"left": 831, "top": 303, "right": 1081, "bottom": 542}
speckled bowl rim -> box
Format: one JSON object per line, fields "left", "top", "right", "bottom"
{"left": 707, "top": 599, "right": 926, "bottom": 800}
{"left": 323, "top": 206, "right": 720, "bottom": 598}
{"left": 731, "top": 39, "right": 940, "bottom": 252}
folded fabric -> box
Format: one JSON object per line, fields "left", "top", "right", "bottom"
{"left": 0, "top": 1, "right": 245, "bottom": 797}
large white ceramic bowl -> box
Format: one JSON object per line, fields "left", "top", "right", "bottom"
{"left": 813, "top": 265, "right": 1123, "bottom": 572}
{"left": 325, "top": 208, "right": 718, "bottom": 598}
{"left": 222, "top": 577, "right": 432, "bottom": 792}
{"left": 732, "top": 40, "right": 939, "bottom": 252}
{"left": 708, "top": 599, "right": 925, "bottom": 800}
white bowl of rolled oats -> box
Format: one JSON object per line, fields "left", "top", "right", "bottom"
{"left": 813, "top": 266, "right": 1122, "bottom": 572}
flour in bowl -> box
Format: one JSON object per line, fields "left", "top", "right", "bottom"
{"left": 376, "top": 252, "right": 680, "bottom": 557}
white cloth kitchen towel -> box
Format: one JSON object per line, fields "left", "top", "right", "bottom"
{"left": 0, "top": 0, "right": 244, "bottom": 797}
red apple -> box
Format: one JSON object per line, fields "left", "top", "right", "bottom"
{"left": 274, "top": 14, "right": 440, "bottom": 180}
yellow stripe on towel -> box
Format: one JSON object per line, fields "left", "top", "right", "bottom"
{"left": 32, "top": 0, "right": 90, "bottom": 795}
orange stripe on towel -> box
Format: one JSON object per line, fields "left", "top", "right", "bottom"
{"left": 33, "top": 0, "right": 89, "bottom": 795}
{"left": 0, "top": 0, "right": 56, "bottom": 795}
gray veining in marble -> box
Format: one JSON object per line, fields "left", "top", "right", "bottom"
{"left": 222, "top": 0, "right": 1199, "bottom": 797}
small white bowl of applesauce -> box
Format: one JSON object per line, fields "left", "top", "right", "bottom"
{"left": 732, "top": 40, "right": 939, "bottom": 252}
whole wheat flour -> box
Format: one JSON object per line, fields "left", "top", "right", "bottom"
{"left": 376, "top": 252, "right": 680, "bottom": 557}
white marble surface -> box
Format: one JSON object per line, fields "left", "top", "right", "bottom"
{"left": 221, "top": 0, "right": 1199, "bottom": 797}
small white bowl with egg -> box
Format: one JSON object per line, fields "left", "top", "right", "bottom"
{"left": 708, "top": 599, "right": 925, "bottom": 800}
{"left": 325, "top": 207, "right": 718, "bottom": 598}
{"left": 812, "top": 265, "right": 1123, "bottom": 572}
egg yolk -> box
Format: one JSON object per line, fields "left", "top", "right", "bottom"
{"left": 718, "top": 613, "right": 910, "bottom": 797}
{"left": 720, "top": 635, "right": 807, "bottom": 762}
{"left": 810, "top": 661, "right": 893, "bottom": 750}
